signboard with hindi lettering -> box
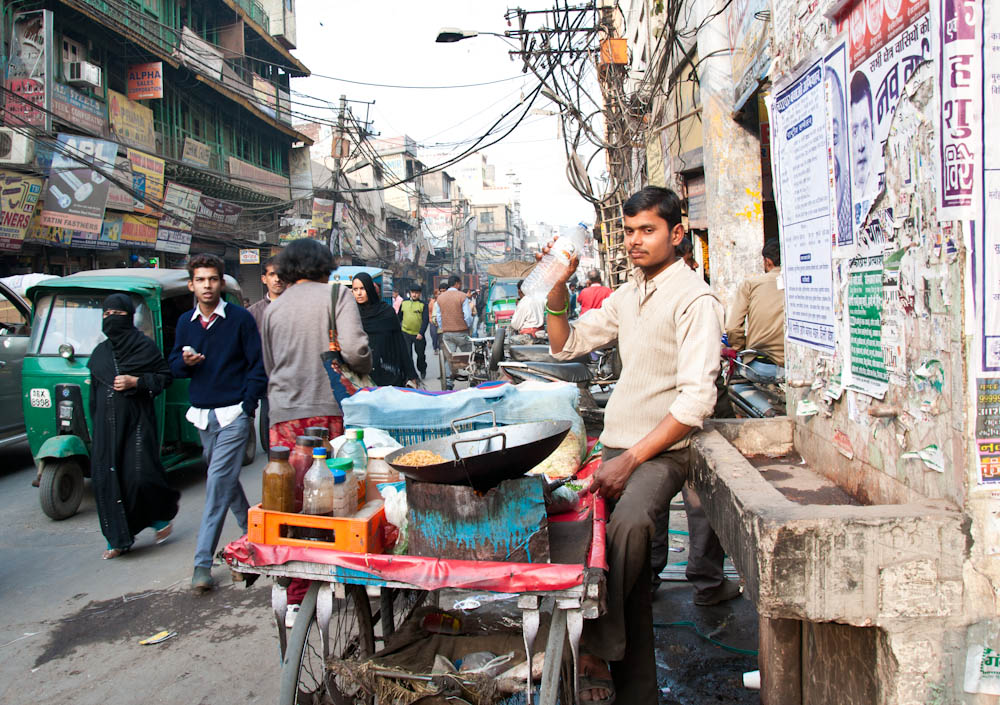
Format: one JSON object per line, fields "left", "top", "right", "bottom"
{"left": 161, "top": 182, "right": 201, "bottom": 232}
{"left": 181, "top": 137, "right": 212, "bottom": 169}
{"left": 121, "top": 214, "right": 157, "bottom": 248}
{"left": 227, "top": 156, "right": 290, "bottom": 200}
{"left": 108, "top": 89, "right": 155, "bottom": 151}
{"left": 239, "top": 248, "right": 260, "bottom": 264}
{"left": 155, "top": 227, "right": 192, "bottom": 254}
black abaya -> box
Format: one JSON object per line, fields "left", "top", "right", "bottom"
{"left": 87, "top": 296, "right": 178, "bottom": 551}
{"left": 353, "top": 273, "right": 418, "bottom": 386}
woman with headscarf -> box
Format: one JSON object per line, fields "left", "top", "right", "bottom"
{"left": 88, "top": 294, "right": 179, "bottom": 559}
{"left": 351, "top": 273, "right": 419, "bottom": 387}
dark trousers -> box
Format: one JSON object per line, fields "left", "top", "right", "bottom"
{"left": 403, "top": 332, "right": 427, "bottom": 376}
{"left": 651, "top": 484, "right": 725, "bottom": 594}
{"left": 429, "top": 323, "right": 440, "bottom": 352}
{"left": 585, "top": 446, "right": 723, "bottom": 704}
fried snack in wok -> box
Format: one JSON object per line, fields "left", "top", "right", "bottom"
{"left": 528, "top": 432, "right": 581, "bottom": 479}
{"left": 394, "top": 449, "right": 448, "bottom": 467}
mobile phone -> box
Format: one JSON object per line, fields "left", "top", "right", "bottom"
{"left": 182, "top": 345, "right": 199, "bottom": 356}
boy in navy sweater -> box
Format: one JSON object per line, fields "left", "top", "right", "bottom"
{"left": 168, "top": 253, "right": 266, "bottom": 591}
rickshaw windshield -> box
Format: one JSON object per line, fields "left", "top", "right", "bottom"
{"left": 29, "top": 292, "right": 154, "bottom": 356}
{"left": 489, "top": 282, "right": 518, "bottom": 303}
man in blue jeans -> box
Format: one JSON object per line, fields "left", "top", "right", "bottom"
{"left": 169, "top": 253, "right": 266, "bottom": 592}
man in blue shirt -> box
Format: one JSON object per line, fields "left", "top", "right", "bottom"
{"left": 168, "top": 253, "right": 266, "bottom": 592}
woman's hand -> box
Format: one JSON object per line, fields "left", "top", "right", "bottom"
{"left": 113, "top": 375, "right": 138, "bottom": 391}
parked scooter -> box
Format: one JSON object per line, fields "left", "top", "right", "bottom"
{"left": 722, "top": 348, "right": 786, "bottom": 418}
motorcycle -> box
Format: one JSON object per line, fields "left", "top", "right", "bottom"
{"left": 721, "top": 348, "right": 786, "bottom": 418}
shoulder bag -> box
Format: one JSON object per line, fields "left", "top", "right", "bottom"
{"left": 321, "top": 284, "right": 373, "bottom": 402}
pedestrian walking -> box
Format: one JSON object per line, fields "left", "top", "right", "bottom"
{"left": 435, "top": 275, "right": 473, "bottom": 390}
{"left": 261, "top": 238, "right": 371, "bottom": 449}
{"left": 398, "top": 284, "right": 429, "bottom": 379}
{"left": 249, "top": 256, "right": 286, "bottom": 447}
{"left": 168, "top": 254, "right": 266, "bottom": 592}
{"left": 352, "top": 272, "right": 418, "bottom": 387}
{"left": 88, "top": 294, "right": 178, "bottom": 560}
{"left": 428, "top": 282, "right": 448, "bottom": 353}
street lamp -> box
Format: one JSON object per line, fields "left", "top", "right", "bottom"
{"left": 435, "top": 27, "right": 508, "bottom": 43}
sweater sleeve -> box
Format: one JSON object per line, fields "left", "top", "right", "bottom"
{"left": 168, "top": 315, "right": 192, "bottom": 379}
{"left": 336, "top": 291, "right": 373, "bottom": 375}
{"left": 240, "top": 312, "right": 267, "bottom": 415}
{"left": 420, "top": 303, "right": 429, "bottom": 335}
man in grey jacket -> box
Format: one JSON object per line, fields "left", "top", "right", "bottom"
{"left": 260, "top": 239, "right": 371, "bottom": 448}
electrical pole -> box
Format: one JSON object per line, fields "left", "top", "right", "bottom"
{"left": 332, "top": 93, "right": 347, "bottom": 256}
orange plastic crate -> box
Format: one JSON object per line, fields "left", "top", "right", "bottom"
{"left": 247, "top": 501, "right": 387, "bottom": 554}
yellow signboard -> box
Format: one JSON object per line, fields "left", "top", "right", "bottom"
{"left": 109, "top": 89, "right": 155, "bottom": 151}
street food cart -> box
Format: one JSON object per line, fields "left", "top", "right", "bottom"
{"left": 224, "top": 384, "right": 604, "bottom": 705}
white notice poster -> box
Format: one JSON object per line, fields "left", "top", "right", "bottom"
{"left": 771, "top": 58, "right": 837, "bottom": 352}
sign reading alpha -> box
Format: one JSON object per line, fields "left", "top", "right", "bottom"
{"left": 127, "top": 62, "right": 163, "bottom": 100}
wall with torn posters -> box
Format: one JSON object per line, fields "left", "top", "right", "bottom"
{"left": 768, "top": 0, "right": 999, "bottom": 698}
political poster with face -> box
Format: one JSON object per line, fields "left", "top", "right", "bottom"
{"left": 840, "top": 0, "right": 933, "bottom": 237}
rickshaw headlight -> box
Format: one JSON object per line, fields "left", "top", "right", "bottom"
{"left": 58, "top": 344, "right": 75, "bottom": 360}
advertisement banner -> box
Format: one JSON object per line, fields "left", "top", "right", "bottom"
{"left": 108, "top": 89, "right": 155, "bottom": 151}
{"left": 99, "top": 213, "right": 123, "bottom": 249}
{"left": 39, "top": 134, "right": 117, "bottom": 234}
{"left": 121, "top": 214, "right": 157, "bottom": 248}
{"left": 194, "top": 195, "right": 242, "bottom": 233}
{"left": 770, "top": 59, "right": 837, "bottom": 352}
{"left": 127, "top": 62, "right": 163, "bottom": 100}
{"left": 161, "top": 182, "right": 201, "bottom": 232}
{"left": 845, "top": 252, "right": 889, "bottom": 398}
{"left": 155, "top": 227, "right": 192, "bottom": 254}
{"left": 239, "top": 248, "right": 260, "bottom": 264}
{"left": 976, "top": 379, "right": 1000, "bottom": 484}
{"left": 0, "top": 171, "right": 42, "bottom": 251}
{"left": 51, "top": 82, "right": 106, "bottom": 135}
{"left": 982, "top": 1, "right": 1000, "bottom": 375}
{"left": 181, "top": 137, "right": 212, "bottom": 169}
{"left": 279, "top": 217, "right": 314, "bottom": 245}
{"left": 825, "top": 40, "right": 855, "bottom": 247}
{"left": 4, "top": 11, "right": 52, "bottom": 129}
{"left": 840, "top": 0, "right": 932, "bottom": 237}
{"left": 227, "top": 156, "right": 290, "bottom": 200}
{"left": 312, "top": 198, "right": 334, "bottom": 233}
{"left": 728, "top": 0, "right": 772, "bottom": 110}
{"left": 105, "top": 156, "right": 135, "bottom": 212}
{"left": 126, "top": 148, "right": 164, "bottom": 215}
{"left": 252, "top": 75, "right": 277, "bottom": 118}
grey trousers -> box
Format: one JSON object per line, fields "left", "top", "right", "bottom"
{"left": 194, "top": 410, "right": 251, "bottom": 568}
{"left": 584, "top": 446, "right": 723, "bottom": 704}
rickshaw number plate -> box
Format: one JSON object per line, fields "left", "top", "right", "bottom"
{"left": 30, "top": 388, "right": 52, "bottom": 408}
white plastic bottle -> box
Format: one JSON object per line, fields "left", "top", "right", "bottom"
{"left": 521, "top": 238, "right": 577, "bottom": 299}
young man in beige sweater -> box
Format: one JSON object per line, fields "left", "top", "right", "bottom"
{"left": 545, "top": 186, "right": 733, "bottom": 704}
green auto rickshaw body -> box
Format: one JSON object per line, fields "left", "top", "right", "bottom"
{"left": 24, "top": 269, "right": 247, "bottom": 520}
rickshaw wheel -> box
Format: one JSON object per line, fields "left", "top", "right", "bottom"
{"left": 375, "top": 588, "right": 427, "bottom": 645}
{"left": 39, "top": 459, "right": 85, "bottom": 521}
{"left": 279, "top": 582, "right": 375, "bottom": 705}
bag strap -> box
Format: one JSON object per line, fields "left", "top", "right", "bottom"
{"left": 328, "top": 284, "right": 341, "bottom": 352}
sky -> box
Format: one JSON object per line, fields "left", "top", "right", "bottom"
{"left": 288, "top": 0, "right": 597, "bottom": 228}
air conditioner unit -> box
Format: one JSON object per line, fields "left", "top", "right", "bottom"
{"left": 66, "top": 61, "right": 102, "bottom": 90}
{"left": 0, "top": 128, "right": 35, "bottom": 165}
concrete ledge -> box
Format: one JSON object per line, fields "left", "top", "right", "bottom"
{"left": 690, "top": 422, "right": 966, "bottom": 626}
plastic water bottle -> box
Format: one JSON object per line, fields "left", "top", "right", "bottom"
{"left": 301, "top": 448, "right": 335, "bottom": 541}
{"left": 521, "top": 238, "right": 578, "bottom": 299}
{"left": 337, "top": 429, "right": 368, "bottom": 503}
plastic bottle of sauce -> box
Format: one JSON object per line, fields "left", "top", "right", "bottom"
{"left": 301, "top": 448, "right": 335, "bottom": 541}
{"left": 304, "top": 426, "right": 334, "bottom": 459}
{"left": 262, "top": 445, "right": 295, "bottom": 513}
{"left": 337, "top": 429, "right": 368, "bottom": 505}
{"left": 326, "top": 457, "right": 358, "bottom": 517}
{"left": 289, "top": 435, "right": 321, "bottom": 513}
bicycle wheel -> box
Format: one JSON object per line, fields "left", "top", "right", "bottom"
{"left": 278, "top": 582, "right": 375, "bottom": 705}
{"left": 375, "top": 588, "right": 428, "bottom": 645}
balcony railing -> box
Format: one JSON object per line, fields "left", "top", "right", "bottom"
{"left": 230, "top": 0, "right": 270, "bottom": 33}
{"left": 71, "top": 0, "right": 179, "bottom": 55}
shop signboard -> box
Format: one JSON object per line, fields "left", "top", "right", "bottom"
{"left": 239, "top": 248, "right": 260, "bottom": 264}
{"left": 312, "top": 198, "right": 334, "bottom": 233}
{"left": 51, "top": 82, "right": 106, "bottom": 135}
{"left": 181, "top": 137, "right": 212, "bottom": 169}
{"left": 728, "top": 0, "right": 772, "bottom": 110}
{"left": 227, "top": 156, "right": 290, "bottom": 200}
{"left": 155, "top": 227, "right": 192, "bottom": 254}
{"left": 105, "top": 156, "right": 135, "bottom": 212}
{"left": 121, "top": 214, "right": 157, "bottom": 248}
{"left": 252, "top": 75, "right": 277, "bottom": 118}
{"left": 127, "top": 62, "right": 163, "bottom": 100}
{"left": 279, "top": 217, "right": 314, "bottom": 245}
{"left": 194, "top": 195, "right": 242, "bottom": 233}
{"left": 39, "top": 134, "right": 117, "bottom": 234}
{"left": 127, "top": 148, "right": 165, "bottom": 215}
{"left": 4, "top": 10, "right": 52, "bottom": 129}
{"left": 108, "top": 89, "right": 155, "bottom": 151}
{"left": 161, "top": 182, "right": 201, "bottom": 232}
{"left": 0, "top": 171, "right": 42, "bottom": 251}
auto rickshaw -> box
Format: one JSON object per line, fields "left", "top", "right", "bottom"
{"left": 23, "top": 269, "right": 256, "bottom": 520}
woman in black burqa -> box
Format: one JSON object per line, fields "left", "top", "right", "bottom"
{"left": 350, "top": 273, "right": 419, "bottom": 387}
{"left": 88, "top": 293, "right": 179, "bottom": 559}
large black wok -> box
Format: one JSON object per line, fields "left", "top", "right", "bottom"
{"left": 384, "top": 414, "right": 572, "bottom": 491}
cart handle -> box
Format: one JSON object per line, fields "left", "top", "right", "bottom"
{"left": 451, "top": 431, "right": 507, "bottom": 460}
{"left": 450, "top": 409, "right": 497, "bottom": 434}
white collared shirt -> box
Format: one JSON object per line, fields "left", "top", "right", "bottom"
{"left": 190, "top": 299, "right": 228, "bottom": 329}
{"left": 185, "top": 298, "right": 242, "bottom": 428}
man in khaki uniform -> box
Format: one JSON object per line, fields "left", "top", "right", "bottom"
{"left": 725, "top": 239, "right": 785, "bottom": 367}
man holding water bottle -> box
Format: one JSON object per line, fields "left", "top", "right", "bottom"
{"left": 543, "top": 187, "right": 733, "bottom": 704}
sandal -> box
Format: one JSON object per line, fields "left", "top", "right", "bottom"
{"left": 102, "top": 547, "right": 129, "bottom": 560}
{"left": 579, "top": 674, "right": 616, "bottom": 704}
{"left": 154, "top": 523, "right": 173, "bottom": 545}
